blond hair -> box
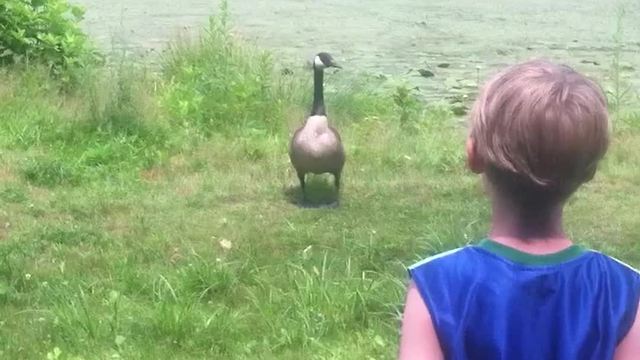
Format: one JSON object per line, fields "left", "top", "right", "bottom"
{"left": 470, "top": 59, "right": 609, "bottom": 202}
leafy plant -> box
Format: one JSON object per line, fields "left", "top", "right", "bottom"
{"left": 0, "top": 0, "right": 100, "bottom": 79}
{"left": 161, "top": 0, "right": 288, "bottom": 136}
{"left": 392, "top": 83, "right": 422, "bottom": 127}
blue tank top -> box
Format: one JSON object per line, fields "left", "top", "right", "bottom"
{"left": 408, "top": 239, "right": 640, "bottom": 360}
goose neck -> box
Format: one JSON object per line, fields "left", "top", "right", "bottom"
{"left": 311, "top": 67, "right": 325, "bottom": 116}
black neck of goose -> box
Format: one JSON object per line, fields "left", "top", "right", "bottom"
{"left": 311, "top": 66, "right": 325, "bottom": 116}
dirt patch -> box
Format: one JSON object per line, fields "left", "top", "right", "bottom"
{"left": 0, "top": 165, "right": 17, "bottom": 183}
{"left": 175, "top": 174, "right": 203, "bottom": 197}
{"left": 140, "top": 167, "right": 165, "bottom": 182}
{"left": 104, "top": 212, "right": 135, "bottom": 238}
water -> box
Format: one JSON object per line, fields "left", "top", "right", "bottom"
{"left": 75, "top": 0, "right": 640, "bottom": 101}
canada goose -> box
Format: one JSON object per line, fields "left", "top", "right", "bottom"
{"left": 289, "top": 52, "right": 345, "bottom": 206}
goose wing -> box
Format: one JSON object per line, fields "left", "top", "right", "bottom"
{"left": 328, "top": 125, "right": 346, "bottom": 168}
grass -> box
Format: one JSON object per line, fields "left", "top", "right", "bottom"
{"left": 1, "top": 3, "right": 640, "bottom": 359}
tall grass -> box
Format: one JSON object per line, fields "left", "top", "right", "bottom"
{"left": 608, "top": 2, "right": 639, "bottom": 131}
{"left": 0, "top": 63, "right": 169, "bottom": 188}
{"left": 611, "top": 4, "right": 626, "bottom": 128}
{"left": 161, "top": 2, "right": 292, "bottom": 136}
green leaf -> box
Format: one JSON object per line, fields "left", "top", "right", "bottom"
{"left": 0, "top": 0, "right": 99, "bottom": 76}
{"left": 70, "top": 5, "right": 85, "bottom": 20}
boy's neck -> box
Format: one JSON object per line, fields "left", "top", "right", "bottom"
{"left": 489, "top": 197, "right": 573, "bottom": 255}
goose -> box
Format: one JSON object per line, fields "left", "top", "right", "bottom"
{"left": 289, "top": 52, "right": 345, "bottom": 206}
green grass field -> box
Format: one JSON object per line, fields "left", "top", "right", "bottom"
{"left": 1, "top": 9, "right": 640, "bottom": 360}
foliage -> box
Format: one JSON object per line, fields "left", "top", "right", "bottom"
{"left": 0, "top": 0, "right": 99, "bottom": 79}
{"left": 607, "top": 2, "right": 640, "bottom": 131}
{"left": 392, "top": 83, "right": 423, "bottom": 127}
{"left": 161, "top": 0, "right": 288, "bottom": 136}
{"left": 0, "top": 64, "right": 169, "bottom": 188}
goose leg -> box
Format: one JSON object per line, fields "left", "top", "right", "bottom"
{"left": 297, "top": 172, "right": 307, "bottom": 204}
{"left": 333, "top": 172, "right": 341, "bottom": 207}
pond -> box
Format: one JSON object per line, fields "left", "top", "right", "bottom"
{"left": 74, "top": 0, "right": 640, "bottom": 101}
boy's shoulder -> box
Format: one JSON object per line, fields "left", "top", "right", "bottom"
{"left": 586, "top": 250, "right": 640, "bottom": 281}
{"left": 408, "top": 246, "right": 474, "bottom": 271}
{"left": 408, "top": 242, "right": 640, "bottom": 282}
{"left": 408, "top": 245, "right": 481, "bottom": 281}
{"left": 407, "top": 243, "right": 640, "bottom": 336}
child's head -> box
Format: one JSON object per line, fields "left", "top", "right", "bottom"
{"left": 468, "top": 59, "right": 609, "bottom": 209}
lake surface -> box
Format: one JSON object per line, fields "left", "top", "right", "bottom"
{"left": 74, "top": 0, "right": 640, "bottom": 100}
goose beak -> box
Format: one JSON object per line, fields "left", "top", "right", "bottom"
{"left": 330, "top": 61, "right": 342, "bottom": 69}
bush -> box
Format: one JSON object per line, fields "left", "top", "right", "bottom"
{"left": 0, "top": 0, "right": 99, "bottom": 79}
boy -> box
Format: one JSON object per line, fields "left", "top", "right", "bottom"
{"left": 399, "top": 59, "right": 640, "bottom": 359}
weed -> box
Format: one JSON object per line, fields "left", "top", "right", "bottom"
{"left": 21, "top": 157, "right": 80, "bottom": 187}
{"left": 610, "top": 4, "right": 627, "bottom": 128}
{"left": 161, "top": 1, "right": 285, "bottom": 136}
{"left": 607, "top": 2, "right": 640, "bottom": 131}
{"left": 392, "top": 83, "right": 423, "bottom": 127}
{"left": 179, "top": 256, "right": 237, "bottom": 302}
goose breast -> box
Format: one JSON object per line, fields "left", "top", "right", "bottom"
{"left": 290, "top": 117, "right": 345, "bottom": 174}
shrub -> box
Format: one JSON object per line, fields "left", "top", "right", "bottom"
{"left": 0, "top": 0, "right": 99, "bottom": 79}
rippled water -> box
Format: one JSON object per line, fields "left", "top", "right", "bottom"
{"left": 74, "top": 0, "right": 640, "bottom": 100}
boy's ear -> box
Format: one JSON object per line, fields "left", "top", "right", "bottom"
{"left": 466, "top": 137, "right": 485, "bottom": 174}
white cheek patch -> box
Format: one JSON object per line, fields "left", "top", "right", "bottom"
{"left": 314, "top": 56, "right": 326, "bottom": 69}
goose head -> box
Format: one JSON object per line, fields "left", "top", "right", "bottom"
{"left": 313, "top": 52, "right": 341, "bottom": 70}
